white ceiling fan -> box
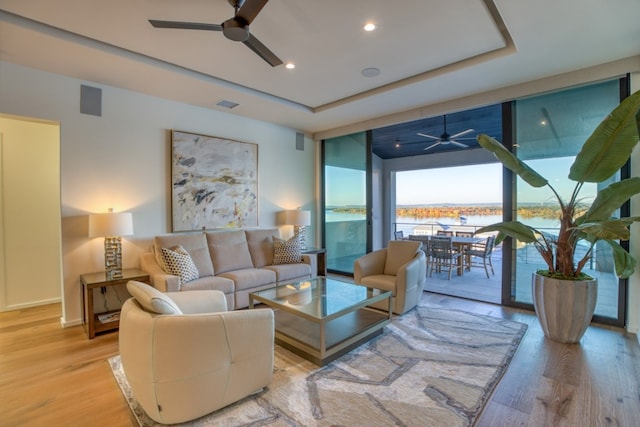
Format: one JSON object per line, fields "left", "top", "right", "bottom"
{"left": 418, "top": 115, "right": 475, "bottom": 151}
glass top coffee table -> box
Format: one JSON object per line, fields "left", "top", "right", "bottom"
{"left": 249, "top": 277, "right": 392, "bottom": 366}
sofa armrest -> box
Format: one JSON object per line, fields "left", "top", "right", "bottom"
{"left": 140, "top": 252, "right": 181, "bottom": 292}
{"left": 301, "top": 253, "right": 317, "bottom": 277}
{"left": 167, "top": 290, "right": 228, "bottom": 314}
{"left": 354, "top": 249, "right": 387, "bottom": 283}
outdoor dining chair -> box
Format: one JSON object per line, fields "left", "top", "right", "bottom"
{"left": 429, "top": 236, "right": 461, "bottom": 279}
{"left": 408, "top": 234, "right": 431, "bottom": 271}
{"left": 455, "top": 231, "right": 474, "bottom": 237}
{"left": 465, "top": 235, "right": 496, "bottom": 278}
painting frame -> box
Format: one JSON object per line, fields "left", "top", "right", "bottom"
{"left": 171, "top": 130, "right": 258, "bottom": 231}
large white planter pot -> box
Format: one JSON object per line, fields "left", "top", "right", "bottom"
{"left": 531, "top": 273, "right": 598, "bottom": 344}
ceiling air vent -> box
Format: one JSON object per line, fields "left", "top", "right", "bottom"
{"left": 216, "top": 100, "right": 239, "bottom": 109}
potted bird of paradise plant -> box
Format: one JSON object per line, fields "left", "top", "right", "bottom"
{"left": 476, "top": 89, "right": 640, "bottom": 343}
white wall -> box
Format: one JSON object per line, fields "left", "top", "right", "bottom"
{"left": 0, "top": 115, "right": 62, "bottom": 311}
{"left": 0, "top": 61, "right": 315, "bottom": 326}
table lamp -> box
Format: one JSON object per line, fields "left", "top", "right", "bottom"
{"left": 89, "top": 208, "right": 134, "bottom": 279}
{"left": 281, "top": 209, "right": 311, "bottom": 250}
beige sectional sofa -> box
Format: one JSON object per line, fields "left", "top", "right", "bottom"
{"left": 140, "top": 228, "right": 316, "bottom": 309}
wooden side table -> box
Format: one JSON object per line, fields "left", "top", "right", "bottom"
{"left": 302, "top": 247, "right": 327, "bottom": 277}
{"left": 80, "top": 268, "right": 150, "bottom": 339}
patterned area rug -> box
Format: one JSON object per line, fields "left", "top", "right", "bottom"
{"left": 109, "top": 304, "right": 527, "bottom": 426}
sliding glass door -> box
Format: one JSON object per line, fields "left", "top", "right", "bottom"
{"left": 511, "top": 80, "right": 625, "bottom": 324}
{"left": 322, "top": 132, "right": 370, "bottom": 275}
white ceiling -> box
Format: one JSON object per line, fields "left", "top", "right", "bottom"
{"left": 1, "top": 0, "right": 639, "bottom": 136}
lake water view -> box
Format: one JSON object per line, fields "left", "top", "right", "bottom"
{"left": 325, "top": 210, "right": 561, "bottom": 232}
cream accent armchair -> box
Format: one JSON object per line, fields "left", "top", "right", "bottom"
{"left": 354, "top": 240, "right": 426, "bottom": 315}
{"left": 119, "top": 281, "right": 274, "bottom": 424}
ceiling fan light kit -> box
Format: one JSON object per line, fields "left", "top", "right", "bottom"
{"left": 149, "top": 0, "right": 283, "bottom": 67}
{"left": 222, "top": 18, "right": 250, "bottom": 41}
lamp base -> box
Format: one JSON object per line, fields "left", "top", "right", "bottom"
{"left": 104, "top": 236, "right": 123, "bottom": 279}
{"left": 293, "top": 225, "right": 307, "bottom": 250}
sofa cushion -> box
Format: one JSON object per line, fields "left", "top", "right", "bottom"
{"left": 154, "top": 233, "right": 214, "bottom": 277}
{"left": 126, "top": 280, "right": 183, "bottom": 315}
{"left": 245, "top": 228, "right": 279, "bottom": 267}
{"left": 273, "top": 235, "right": 302, "bottom": 265}
{"left": 206, "top": 230, "right": 254, "bottom": 274}
{"left": 179, "top": 275, "right": 235, "bottom": 294}
{"left": 161, "top": 246, "right": 200, "bottom": 284}
{"left": 218, "top": 268, "right": 277, "bottom": 291}
{"left": 383, "top": 240, "right": 421, "bottom": 276}
{"left": 264, "top": 263, "right": 311, "bottom": 282}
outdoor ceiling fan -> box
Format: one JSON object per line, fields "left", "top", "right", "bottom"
{"left": 418, "top": 115, "right": 475, "bottom": 151}
{"left": 148, "top": 0, "right": 283, "bottom": 67}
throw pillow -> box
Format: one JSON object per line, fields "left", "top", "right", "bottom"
{"left": 126, "top": 280, "right": 183, "bottom": 315}
{"left": 161, "top": 245, "right": 200, "bottom": 284}
{"left": 273, "top": 234, "right": 302, "bottom": 265}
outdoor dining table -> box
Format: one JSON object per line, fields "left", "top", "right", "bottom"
{"left": 408, "top": 234, "right": 483, "bottom": 276}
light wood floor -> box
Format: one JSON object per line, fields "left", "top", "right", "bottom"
{"left": 1, "top": 295, "right": 639, "bottom": 426}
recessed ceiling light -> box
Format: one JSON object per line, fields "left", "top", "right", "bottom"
{"left": 285, "top": 62, "right": 295, "bottom": 69}
{"left": 364, "top": 22, "right": 376, "bottom": 31}
{"left": 361, "top": 67, "right": 381, "bottom": 78}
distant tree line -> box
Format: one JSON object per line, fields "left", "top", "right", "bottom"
{"left": 332, "top": 205, "right": 572, "bottom": 220}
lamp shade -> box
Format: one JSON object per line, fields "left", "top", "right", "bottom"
{"left": 282, "top": 210, "right": 311, "bottom": 226}
{"left": 88, "top": 212, "right": 134, "bottom": 238}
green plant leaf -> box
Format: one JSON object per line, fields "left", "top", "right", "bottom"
{"left": 569, "top": 90, "right": 640, "bottom": 183}
{"left": 476, "top": 221, "right": 538, "bottom": 243}
{"left": 575, "top": 219, "right": 631, "bottom": 240}
{"left": 602, "top": 239, "right": 637, "bottom": 279}
{"left": 477, "top": 134, "right": 548, "bottom": 188}
{"left": 584, "top": 177, "right": 640, "bottom": 221}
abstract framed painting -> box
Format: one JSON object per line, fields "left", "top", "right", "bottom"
{"left": 171, "top": 130, "right": 258, "bottom": 231}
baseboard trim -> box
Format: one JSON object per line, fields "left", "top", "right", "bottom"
{"left": 1, "top": 297, "right": 61, "bottom": 312}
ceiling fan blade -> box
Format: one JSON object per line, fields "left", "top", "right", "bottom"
{"left": 448, "top": 128, "right": 474, "bottom": 139}
{"left": 424, "top": 141, "right": 441, "bottom": 151}
{"left": 451, "top": 140, "right": 469, "bottom": 148}
{"left": 243, "top": 33, "right": 283, "bottom": 66}
{"left": 417, "top": 132, "right": 440, "bottom": 140}
{"left": 149, "top": 20, "right": 222, "bottom": 31}
{"left": 236, "top": 0, "right": 269, "bottom": 25}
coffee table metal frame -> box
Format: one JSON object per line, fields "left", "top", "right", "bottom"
{"left": 249, "top": 277, "right": 392, "bottom": 366}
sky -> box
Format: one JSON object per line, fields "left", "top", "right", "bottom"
{"left": 396, "top": 164, "right": 502, "bottom": 205}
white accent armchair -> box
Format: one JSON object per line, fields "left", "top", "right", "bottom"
{"left": 119, "top": 281, "right": 274, "bottom": 424}
{"left": 354, "top": 240, "right": 426, "bottom": 315}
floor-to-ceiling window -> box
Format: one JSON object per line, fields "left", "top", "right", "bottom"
{"left": 322, "top": 132, "right": 370, "bottom": 274}
{"left": 511, "top": 80, "right": 626, "bottom": 324}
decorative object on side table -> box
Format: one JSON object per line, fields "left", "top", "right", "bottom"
{"left": 476, "top": 90, "right": 640, "bottom": 343}
{"left": 89, "top": 208, "right": 134, "bottom": 279}
{"left": 279, "top": 209, "right": 311, "bottom": 249}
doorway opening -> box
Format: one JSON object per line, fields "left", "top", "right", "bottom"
{"left": 394, "top": 163, "right": 502, "bottom": 304}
